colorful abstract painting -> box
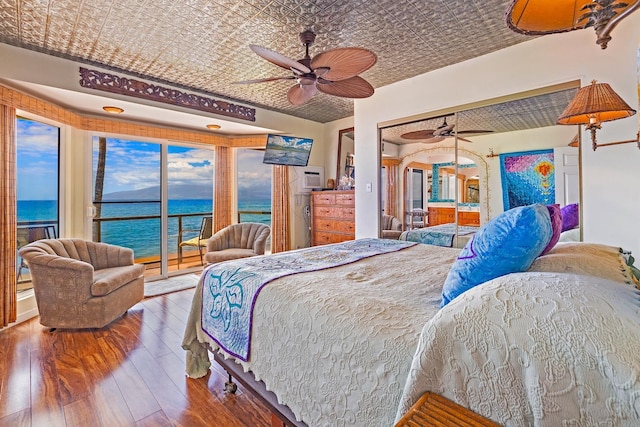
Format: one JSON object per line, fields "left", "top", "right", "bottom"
{"left": 499, "top": 149, "right": 555, "bottom": 210}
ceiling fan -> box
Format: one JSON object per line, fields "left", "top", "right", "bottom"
{"left": 234, "top": 30, "right": 377, "bottom": 106}
{"left": 400, "top": 117, "right": 493, "bottom": 143}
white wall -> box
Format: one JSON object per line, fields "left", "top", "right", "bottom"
{"left": 355, "top": 14, "right": 640, "bottom": 257}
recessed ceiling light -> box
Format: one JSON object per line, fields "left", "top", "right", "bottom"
{"left": 103, "top": 106, "right": 124, "bottom": 114}
{"left": 206, "top": 124, "right": 221, "bottom": 130}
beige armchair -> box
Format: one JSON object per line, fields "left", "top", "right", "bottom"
{"left": 382, "top": 214, "right": 403, "bottom": 239}
{"left": 18, "top": 239, "right": 145, "bottom": 329}
{"left": 204, "top": 223, "right": 271, "bottom": 265}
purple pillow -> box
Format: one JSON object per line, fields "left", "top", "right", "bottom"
{"left": 560, "top": 203, "right": 579, "bottom": 232}
{"left": 541, "top": 204, "right": 562, "bottom": 255}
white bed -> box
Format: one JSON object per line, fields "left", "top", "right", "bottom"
{"left": 182, "top": 239, "right": 640, "bottom": 426}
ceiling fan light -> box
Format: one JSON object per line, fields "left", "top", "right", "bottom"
{"left": 298, "top": 76, "right": 316, "bottom": 86}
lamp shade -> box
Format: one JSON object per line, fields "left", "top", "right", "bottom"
{"left": 506, "top": 0, "right": 592, "bottom": 34}
{"left": 505, "top": 0, "right": 640, "bottom": 48}
{"left": 557, "top": 80, "right": 636, "bottom": 126}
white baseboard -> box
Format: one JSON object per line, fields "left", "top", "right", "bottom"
{"left": 0, "top": 306, "right": 39, "bottom": 331}
{"left": 16, "top": 307, "right": 39, "bottom": 324}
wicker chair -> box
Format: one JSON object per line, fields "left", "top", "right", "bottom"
{"left": 18, "top": 239, "right": 145, "bottom": 329}
{"left": 204, "top": 223, "right": 270, "bottom": 265}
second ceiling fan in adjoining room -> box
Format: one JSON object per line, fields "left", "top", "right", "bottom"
{"left": 400, "top": 116, "right": 493, "bottom": 143}
{"left": 234, "top": 30, "right": 377, "bottom": 105}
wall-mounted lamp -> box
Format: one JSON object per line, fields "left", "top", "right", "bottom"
{"left": 568, "top": 133, "right": 579, "bottom": 147}
{"left": 486, "top": 148, "right": 500, "bottom": 158}
{"left": 557, "top": 80, "right": 638, "bottom": 151}
{"left": 206, "top": 124, "right": 221, "bottom": 130}
{"left": 505, "top": 0, "right": 640, "bottom": 49}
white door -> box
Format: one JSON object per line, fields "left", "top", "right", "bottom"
{"left": 554, "top": 146, "right": 580, "bottom": 206}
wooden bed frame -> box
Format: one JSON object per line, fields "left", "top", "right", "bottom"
{"left": 214, "top": 352, "right": 498, "bottom": 427}
{"left": 213, "top": 352, "right": 307, "bottom": 427}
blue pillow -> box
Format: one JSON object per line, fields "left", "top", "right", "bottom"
{"left": 441, "top": 204, "right": 552, "bottom": 307}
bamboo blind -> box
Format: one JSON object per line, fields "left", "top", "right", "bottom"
{"left": 271, "top": 165, "right": 290, "bottom": 253}
{"left": 0, "top": 104, "right": 17, "bottom": 326}
{"left": 213, "top": 146, "right": 232, "bottom": 233}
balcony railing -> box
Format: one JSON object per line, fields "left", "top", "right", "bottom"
{"left": 92, "top": 209, "right": 271, "bottom": 266}
{"left": 17, "top": 208, "right": 271, "bottom": 288}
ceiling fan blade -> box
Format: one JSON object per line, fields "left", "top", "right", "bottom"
{"left": 456, "top": 136, "right": 472, "bottom": 143}
{"left": 317, "top": 76, "right": 374, "bottom": 98}
{"left": 422, "top": 136, "right": 446, "bottom": 144}
{"left": 311, "top": 47, "right": 377, "bottom": 81}
{"left": 287, "top": 83, "right": 317, "bottom": 105}
{"left": 400, "top": 130, "right": 437, "bottom": 140}
{"left": 249, "top": 45, "right": 311, "bottom": 74}
{"left": 233, "top": 76, "right": 295, "bottom": 84}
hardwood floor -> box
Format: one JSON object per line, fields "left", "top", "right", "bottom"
{"left": 0, "top": 288, "right": 274, "bottom": 427}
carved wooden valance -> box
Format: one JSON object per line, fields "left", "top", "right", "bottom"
{"left": 79, "top": 67, "right": 256, "bottom": 122}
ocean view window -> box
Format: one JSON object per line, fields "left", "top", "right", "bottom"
{"left": 412, "top": 169, "right": 424, "bottom": 209}
{"left": 16, "top": 117, "right": 60, "bottom": 292}
{"left": 237, "top": 149, "right": 272, "bottom": 250}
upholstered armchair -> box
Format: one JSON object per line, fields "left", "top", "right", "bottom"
{"left": 204, "top": 223, "right": 271, "bottom": 265}
{"left": 382, "top": 214, "right": 403, "bottom": 239}
{"left": 18, "top": 239, "right": 145, "bottom": 329}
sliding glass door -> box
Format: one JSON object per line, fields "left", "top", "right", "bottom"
{"left": 169, "top": 145, "right": 214, "bottom": 270}
{"left": 92, "top": 137, "right": 162, "bottom": 274}
{"left": 92, "top": 137, "right": 214, "bottom": 277}
{"left": 237, "top": 149, "right": 272, "bottom": 252}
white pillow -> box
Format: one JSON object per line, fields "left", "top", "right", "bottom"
{"left": 528, "top": 242, "right": 637, "bottom": 285}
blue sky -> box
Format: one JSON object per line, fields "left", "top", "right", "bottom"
{"left": 16, "top": 118, "right": 59, "bottom": 200}
{"left": 17, "top": 117, "right": 271, "bottom": 200}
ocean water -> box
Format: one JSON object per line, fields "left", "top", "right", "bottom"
{"left": 263, "top": 147, "right": 310, "bottom": 167}
{"left": 18, "top": 199, "right": 271, "bottom": 259}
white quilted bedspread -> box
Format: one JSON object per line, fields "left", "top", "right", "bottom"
{"left": 183, "top": 243, "right": 461, "bottom": 427}
{"left": 397, "top": 271, "right": 640, "bottom": 426}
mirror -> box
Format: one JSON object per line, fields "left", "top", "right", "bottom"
{"left": 379, "top": 82, "right": 582, "bottom": 247}
{"left": 336, "top": 127, "right": 355, "bottom": 189}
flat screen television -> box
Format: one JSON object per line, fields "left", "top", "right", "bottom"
{"left": 262, "top": 134, "right": 313, "bottom": 167}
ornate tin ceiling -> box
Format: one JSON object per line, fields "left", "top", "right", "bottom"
{"left": 0, "top": 0, "right": 532, "bottom": 123}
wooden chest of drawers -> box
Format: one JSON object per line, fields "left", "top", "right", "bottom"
{"left": 427, "top": 207, "right": 480, "bottom": 226}
{"left": 310, "top": 190, "right": 355, "bottom": 246}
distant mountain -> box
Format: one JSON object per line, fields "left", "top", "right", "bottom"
{"left": 102, "top": 184, "right": 271, "bottom": 202}
{"left": 103, "top": 185, "right": 211, "bottom": 201}
{"left": 238, "top": 186, "right": 271, "bottom": 203}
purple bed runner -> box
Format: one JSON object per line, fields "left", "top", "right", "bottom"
{"left": 200, "top": 238, "right": 416, "bottom": 361}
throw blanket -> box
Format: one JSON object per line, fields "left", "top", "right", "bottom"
{"left": 200, "top": 238, "right": 416, "bottom": 361}
{"left": 401, "top": 224, "right": 478, "bottom": 247}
